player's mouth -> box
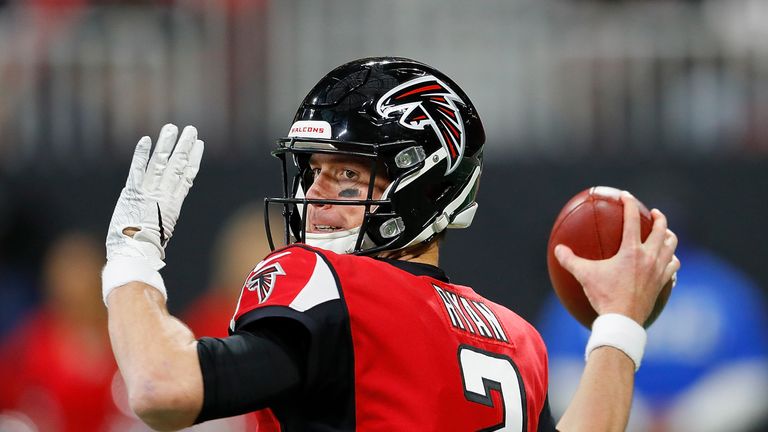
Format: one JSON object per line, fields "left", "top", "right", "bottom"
{"left": 311, "top": 224, "right": 345, "bottom": 233}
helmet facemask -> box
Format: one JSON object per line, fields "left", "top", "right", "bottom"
{"left": 265, "top": 138, "right": 425, "bottom": 255}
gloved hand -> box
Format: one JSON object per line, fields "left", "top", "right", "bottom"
{"left": 103, "top": 124, "right": 204, "bottom": 303}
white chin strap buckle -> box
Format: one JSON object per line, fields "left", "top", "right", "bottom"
{"left": 433, "top": 213, "right": 449, "bottom": 233}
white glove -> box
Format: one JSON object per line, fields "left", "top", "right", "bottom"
{"left": 103, "top": 124, "right": 204, "bottom": 303}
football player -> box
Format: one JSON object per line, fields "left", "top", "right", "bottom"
{"left": 103, "top": 57, "right": 679, "bottom": 431}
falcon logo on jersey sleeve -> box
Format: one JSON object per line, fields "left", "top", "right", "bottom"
{"left": 231, "top": 246, "right": 342, "bottom": 331}
{"left": 375, "top": 75, "right": 466, "bottom": 175}
{"left": 245, "top": 262, "right": 286, "bottom": 304}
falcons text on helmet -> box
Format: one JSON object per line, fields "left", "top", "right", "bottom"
{"left": 375, "top": 76, "right": 466, "bottom": 175}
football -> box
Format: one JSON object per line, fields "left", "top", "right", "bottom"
{"left": 546, "top": 186, "right": 672, "bottom": 329}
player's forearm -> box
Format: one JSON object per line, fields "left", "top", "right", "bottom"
{"left": 107, "top": 282, "right": 203, "bottom": 430}
{"left": 556, "top": 347, "right": 635, "bottom": 432}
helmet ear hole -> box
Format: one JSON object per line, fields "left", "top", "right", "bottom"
{"left": 379, "top": 217, "right": 405, "bottom": 239}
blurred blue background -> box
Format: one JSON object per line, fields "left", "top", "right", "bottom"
{"left": 1, "top": 0, "right": 767, "bottom": 431}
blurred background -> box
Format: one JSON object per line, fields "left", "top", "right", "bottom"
{"left": 1, "top": 0, "right": 767, "bottom": 431}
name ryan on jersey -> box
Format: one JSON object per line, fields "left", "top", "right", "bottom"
{"left": 433, "top": 285, "right": 509, "bottom": 343}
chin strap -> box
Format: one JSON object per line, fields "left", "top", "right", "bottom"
{"left": 305, "top": 227, "right": 376, "bottom": 254}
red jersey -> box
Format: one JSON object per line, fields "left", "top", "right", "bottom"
{"left": 231, "top": 244, "right": 550, "bottom": 431}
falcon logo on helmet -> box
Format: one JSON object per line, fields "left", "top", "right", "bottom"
{"left": 245, "top": 262, "right": 286, "bottom": 304}
{"left": 375, "top": 76, "right": 466, "bottom": 175}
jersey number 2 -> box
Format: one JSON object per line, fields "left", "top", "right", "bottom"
{"left": 458, "top": 345, "right": 526, "bottom": 432}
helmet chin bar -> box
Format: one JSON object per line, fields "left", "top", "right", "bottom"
{"left": 264, "top": 195, "right": 403, "bottom": 255}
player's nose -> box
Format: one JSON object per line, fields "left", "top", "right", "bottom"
{"left": 305, "top": 173, "right": 334, "bottom": 207}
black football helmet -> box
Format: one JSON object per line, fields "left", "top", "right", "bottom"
{"left": 265, "top": 57, "right": 485, "bottom": 255}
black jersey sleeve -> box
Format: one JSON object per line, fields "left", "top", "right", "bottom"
{"left": 211, "top": 245, "right": 356, "bottom": 429}
{"left": 194, "top": 319, "right": 309, "bottom": 424}
{"left": 538, "top": 395, "right": 557, "bottom": 432}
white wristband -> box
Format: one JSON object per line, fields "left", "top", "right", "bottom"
{"left": 585, "top": 313, "right": 647, "bottom": 372}
{"left": 102, "top": 257, "right": 167, "bottom": 306}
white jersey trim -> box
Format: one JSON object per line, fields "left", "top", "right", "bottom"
{"left": 289, "top": 252, "right": 340, "bottom": 312}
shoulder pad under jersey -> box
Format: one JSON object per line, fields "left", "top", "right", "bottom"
{"left": 230, "top": 245, "right": 340, "bottom": 331}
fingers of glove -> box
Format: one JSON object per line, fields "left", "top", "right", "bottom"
{"left": 144, "top": 124, "right": 179, "bottom": 191}
{"left": 163, "top": 126, "right": 198, "bottom": 192}
{"left": 175, "top": 139, "right": 204, "bottom": 196}
{"left": 124, "top": 136, "right": 152, "bottom": 191}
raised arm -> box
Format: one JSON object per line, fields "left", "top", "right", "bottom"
{"left": 107, "top": 282, "right": 202, "bottom": 430}
{"left": 554, "top": 191, "right": 680, "bottom": 432}
{"left": 103, "top": 124, "right": 205, "bottom": 431}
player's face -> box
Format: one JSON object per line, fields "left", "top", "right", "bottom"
{"left": 305, "top": 154, "right": 389, "bottom": 234}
